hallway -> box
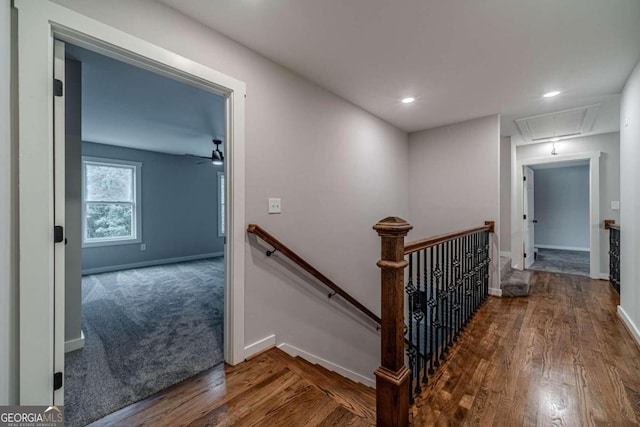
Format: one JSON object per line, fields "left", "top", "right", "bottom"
{"left": 89, "top": 271, "right": 639, "bottom": 426}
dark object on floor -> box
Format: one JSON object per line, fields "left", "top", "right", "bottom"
{"left": 529, "top": 248, "right": 589, "bottom": 276}
{"left": 64, "top": 258, "right": 224, "bottom": 427}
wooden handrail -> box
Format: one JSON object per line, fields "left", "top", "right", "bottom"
{"left": 404, "top": 221, "right": 494, "bottom": 254}
{"left": 247, "top": 224, "right": 381, "bottom": 325}
{"left": 604, "top": 219, "right": 620, "bottom": 231}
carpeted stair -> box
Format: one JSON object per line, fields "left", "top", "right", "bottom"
{"left": 500, "top": 256, "right": 531, "bottom": 297}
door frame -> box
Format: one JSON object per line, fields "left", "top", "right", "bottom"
{"left": 16, "top": 0, "right": 246, "bottom": 404}
{"left": 512, "top": 151, "right": 601, "bottom": 278}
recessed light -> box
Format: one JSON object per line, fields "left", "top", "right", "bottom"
{"left": 401, "top": 97, "right": 415, "bottom": 104}
{"left": 543, "top": 91, "right": 561, "bottom": 98}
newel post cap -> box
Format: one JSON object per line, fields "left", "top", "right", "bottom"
{"left": 373, "top": 217, "right": 413, "bottom": 237}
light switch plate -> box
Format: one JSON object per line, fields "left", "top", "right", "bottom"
{"left": 140, "top": 243, "right": 147, "bottom": 251}
{"left": 611, "top": 201, "right": 620, "bottom": 210}
{"left": 268, "top": 198, "right": 282, "bottom": 214}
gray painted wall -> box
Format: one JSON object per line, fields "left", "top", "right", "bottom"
{"left": 408, "top": 115, "right": 501, "bottom": 292}
{"left": 533, "top": 166, "right": 590, "bottom": 250}
{"left": 517, "top": 132, "right": 620, "bottom": 275}
{"left": 81, "top": 142, "right": 223, "bottom": 271}
{"left": 500, "top": 136, "right": 511, "bottom": 252}
{"left": 65, "top": 58, "right": 83, "bottom": 344}
{"left": 620, "top": 60, "right": 640, "bottom": 337}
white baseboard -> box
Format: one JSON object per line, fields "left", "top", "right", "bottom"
{"left": 277, "top": 343, "right": 375, "bottom": 388}
{"left": 244, "top": 334, "right": 276, "bottom": 359}
{"left": 617, "top": 306, "right": 640, "bottom": 350}
{"left": 82, "top": 252, "right": 224, "bottom": 275}
{"left": 534, "top": 244, "right": 590, "bottom": 252}
{"left": 64, "top": 331, "right": 85, "bottom": 353}
{"left": 500, "top": 251, "right": 512, "bottom": 259}
{"left": 598, "top": 273, "right": 610, "bottom": 281}
{"left": 489, "top": 287, "right": 502, "bottom": 297}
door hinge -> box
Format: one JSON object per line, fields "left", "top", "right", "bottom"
{"left": 53, "top": 372, "right": 63, "bottom": 391}
{"left": 54, "top": 226, "right": 64, "bottom": 243}
{"left": 523, "top": 214, "right": 527, "bottom": 220}
{"left": 54, "top": 79, "right": 63, "bottom": 97}
{"left": 524, "top": 252, "right": 527, "bottom": 258}
{"left": 523, "top": 176, "right": 526, "bottom": 181}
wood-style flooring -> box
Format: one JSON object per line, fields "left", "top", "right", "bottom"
{"left": 89, "top": 271, "right": 640, "bottom": 426}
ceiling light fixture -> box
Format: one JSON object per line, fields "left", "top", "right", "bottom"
{"left": 211, "top": 139, "right": 224, "bottom": 165}
{"left": 543, "top": 91, "right": 561, "bottom": 98}
{"left": 401, "top": 97, "right": 415, "bottom": 104}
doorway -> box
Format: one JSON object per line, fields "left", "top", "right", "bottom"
{"left": 523, "top": 162, "right": 590, "bottom": 276}
{"left": 16, "top": 1, "right": 246, "bottom": 407}
{"left": 514, "top": 152, "right": 600, "bottom": 279}
{"left": 60, "top": 41, "right": 230, "bottom": 425}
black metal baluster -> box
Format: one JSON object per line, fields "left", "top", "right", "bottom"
{"left": 406, "top": 253, "right": 415, "bottom": 405}
{"left": 414, "top": 250, "right": 423, "bottom": 395}
{"left": 428, "top": 247, "right": 435, "bottom": 375}
{"left": 422, "top": 248, "right": 429, "bottom": 385}
{"left": 484, "top": 231, "right": 490, "bottom": 302}
{"left": 445, "top": 240, "right": 452, "bottom": 352}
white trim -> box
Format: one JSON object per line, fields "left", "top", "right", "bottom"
{"left": 16, "top": 0, "right": 246, "bottom": 404}
{"left": 64, "top": 331, "right": 85, "bottom": 353}
{"left": 489, "top": 287, "right": 503, "bottom": 297}
{"left": 500, "top": 251, "right": 512, "bottom": 258}
{"left": 81, "top": 156, "right": 143, "bottom": 247}
{"left": 512, "top": 151, "right": 601, "bottom": 279}
{"left": 81, "top": 252, "right": 224, "bottom": 275}
{"left": 534, "top": 244, "right": 590, "bottom": 252}
{"left": 0, "top": 0, "right": 11, "bottom": 404}
{"left": 217, "top": 171, "right": 225, "bottom": 238}
{"left": 598, "top": 273, "right": 610, "bottom": 281}
{"left": 617, "top": 306, "right": 640, "bottom": 350}
{"left": 244, "top": 335, "right": 276, "bottom": 359}
{"left": 277, "top": 343, "right": 375, "bottom": 388}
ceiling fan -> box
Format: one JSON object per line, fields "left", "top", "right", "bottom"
{"left": 186, "top": 139, "right": 224, "bottom": 165}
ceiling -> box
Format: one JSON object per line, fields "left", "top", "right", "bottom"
{"left": 159, "top": 0, "right": 640, "bottom": 137}
{"left": 66, "top": 44, "right": 225, "bottom": 157}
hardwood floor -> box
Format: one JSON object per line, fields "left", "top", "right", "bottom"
{"left": 88, "top": 347, "right": 375, "bottom": 427}
{"left": 88, "top": 271, "right": 640, "bottom": 426}
{"left": 412, "top": 271, "right": 640, "bottom": 426}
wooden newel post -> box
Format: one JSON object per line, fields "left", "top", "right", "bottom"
{"left": 373, "top": 217, "right": 413, "bottom": 427}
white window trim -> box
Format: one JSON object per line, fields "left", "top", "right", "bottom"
{"left": 81, "top": 156, "right": 142, "bottom": 247}
{"left": 217, "top": 171, "right": 225, "bottom": 237}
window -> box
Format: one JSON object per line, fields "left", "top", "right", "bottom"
{"left": 218, "top": 171, "right": 225, "bottom": 237}
{"left": 82, "top": 157, "right": 142, "bottom": 247}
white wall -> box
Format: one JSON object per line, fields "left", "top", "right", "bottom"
{"left": 500, "top": 136, "right": 511, "bottom": 254}
{"left": 619, "top": 59, "right": 640, "bottom": 336}
{"left": 533, "top": 165, "right": 590, "bottom": 250}
{"left": 47, "top": 0, "right": 409, "bottom": 384}
{"left": 408, "top": 115, "right": 501, "bottom": 292}
{"left": 516, "top": 133, "right": 620, "bottom": 275}
{"left": 0, "top": 0, "right": 12, "bottom": 406}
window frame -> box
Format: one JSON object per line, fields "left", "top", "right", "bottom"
{"left": 217, "top": 171, "right": 225, "bottom": 237}
{"left": 81, "top": 156, "right": 143, "bottom": 248}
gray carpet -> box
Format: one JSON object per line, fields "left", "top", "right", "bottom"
{"left": 64, "top": 258, "right": 224, "bottom": 427}
{"left": 529, "top": 248, "right": 589, "bottom": 276}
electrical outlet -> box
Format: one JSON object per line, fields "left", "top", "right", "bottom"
{"left": 140, "top": 243, "right": 147, "bottom": 251}
{"left": 611, "top": 201, "right": 620, "bottom": 210}
{"left": 268, "top": 198, "right": 282, "bottom": 214}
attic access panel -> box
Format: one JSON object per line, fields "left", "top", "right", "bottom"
{"left": 515, "top": 104, "right": 600, "bottom": 143}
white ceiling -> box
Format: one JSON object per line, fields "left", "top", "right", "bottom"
{"left": 66, "top": 44, "right": 226, "bottom": 157}
{"left": 159, "top": 0, "right": 640, "bottom": 136}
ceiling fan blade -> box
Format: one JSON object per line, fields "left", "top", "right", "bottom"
{"left": 185, "top": 154, "right": 212, "bottom": 160}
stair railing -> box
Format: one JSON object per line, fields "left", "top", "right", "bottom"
{"left": 247, "top": 224, "right": 381, "bottom": 325}
{"left": 604, "top": 219, "right": 620, "bottom": 293}
{"left": 373, "top": 217, "right": 495, "bottom": 427}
